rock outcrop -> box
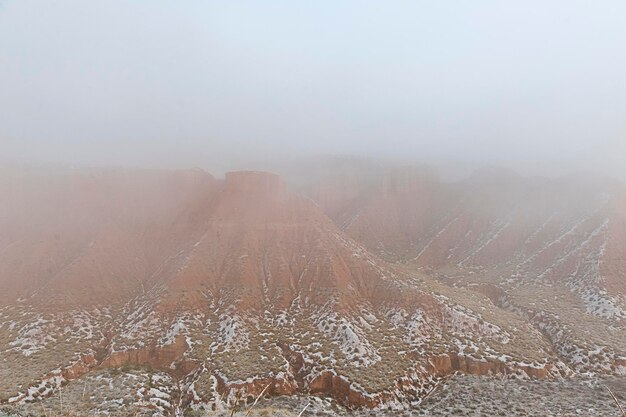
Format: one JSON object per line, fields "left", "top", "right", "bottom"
{"left": 0, "top": 166, "right": 623, "bottom": 414}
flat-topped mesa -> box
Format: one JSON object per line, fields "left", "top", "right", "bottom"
{"left": 223, "top": 170, "right": 287, "bottom": 196}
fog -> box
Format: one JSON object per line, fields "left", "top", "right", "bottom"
{"left": 1, "top": 0, "right": 625, "bottom": 179}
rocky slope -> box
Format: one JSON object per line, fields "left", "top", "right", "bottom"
{"left": 307, "top": 165, "right": 626, "bottom": 377}
{"left": 0, "top": 166, "right": 623, "bottom": 415}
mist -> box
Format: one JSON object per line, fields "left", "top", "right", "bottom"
{"left": 1, "top": 0, "right": 625, "bottom": 179}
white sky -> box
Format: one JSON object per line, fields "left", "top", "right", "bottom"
{"left": 0, "top": 1, "right": 625, "bottom": 177}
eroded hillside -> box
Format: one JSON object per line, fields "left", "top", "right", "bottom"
{"left": 0, "top": 167, "right": 623, "bottom": 416}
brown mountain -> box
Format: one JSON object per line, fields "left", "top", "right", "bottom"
{"left": 0, "top": 168, "right": 217, "bottom": 305}
{"left": 0, "top": 166, "right": 622, "bottom": 415}
{"left": 307, "top": 165, "right": 626, "bottom": 378}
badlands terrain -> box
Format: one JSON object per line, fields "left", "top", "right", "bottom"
{"left": 0, "top": 163, "right": 624, "bottom": 416}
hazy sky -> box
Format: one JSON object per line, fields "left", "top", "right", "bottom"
{"left": 1, "top": 1, "right": 625, "bottom": 176}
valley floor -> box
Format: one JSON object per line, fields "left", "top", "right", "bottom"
{"left": 1, "top": 375, "right": 624, "bottom": 416}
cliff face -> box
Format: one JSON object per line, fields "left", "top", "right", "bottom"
{"left": 0, "top": 168, "right": 218, "bottom": 305}
{"left": 309, "top": 169, "right": 626, "bottom": 314}
{"left": 164, "top": 170, "right": 403, "bottom": 311}
{"left": 306, "top": 167, "right": 626, "bottom": 376}
{"left": 0, "top": 167, "right": 623, "bottom": 414}
{"left": 308, "top": 166, "right": 454, "bottom": 260}
{"left": 223, "top": 170, "right": 287, "bottom": 196}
